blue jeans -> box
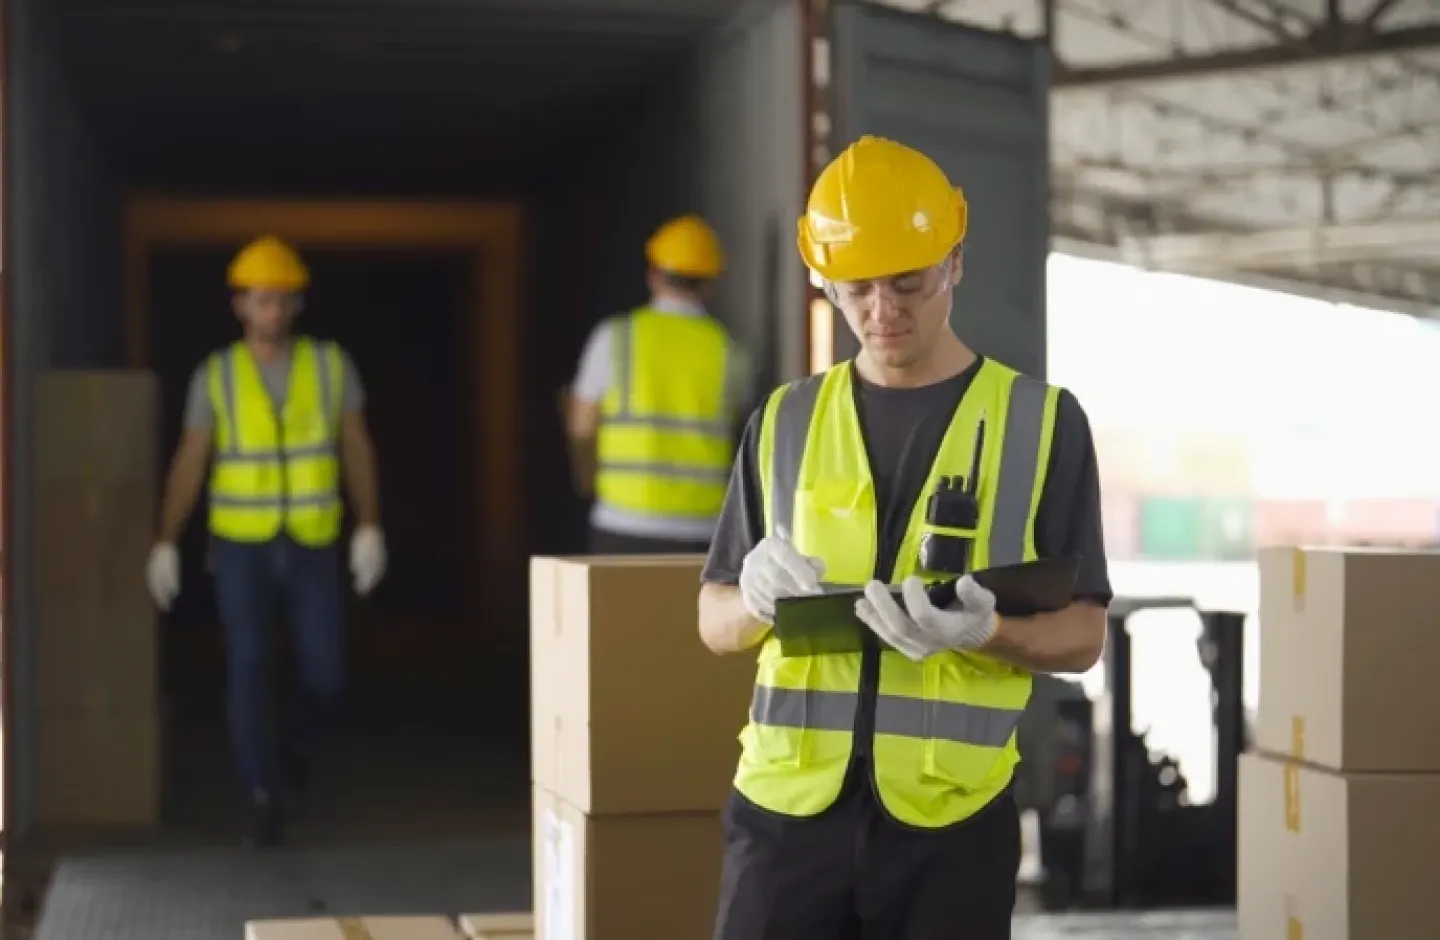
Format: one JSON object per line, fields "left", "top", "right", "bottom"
{"left": 211, "top": 535, "right": 346, "bottom": 796}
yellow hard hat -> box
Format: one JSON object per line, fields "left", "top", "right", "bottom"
{"left": 227, "top": 236, "right": 310, "bottom": 291}
{"left": 798, "top": 136, "right": 968, "bottom": 283}
{"left": 645, "top": 215, "right": 725, "bottom": 279}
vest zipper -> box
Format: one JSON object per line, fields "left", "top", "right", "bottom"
{"left": 848, "top": 365, "right": 882, "bottom": 770}
{"left": 274, "top": 401, "right": 289, "bottom": 523}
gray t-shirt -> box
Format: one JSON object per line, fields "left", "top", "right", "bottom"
{"left": 182, "top": 342, "right": 366, "bottom": 431}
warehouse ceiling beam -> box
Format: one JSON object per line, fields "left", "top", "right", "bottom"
{"left": 1200, "top": 0, "right": 1302, "bottom": 42}
{"left": 1363, "top": 0, "right": 1402, "bottom": 27}
{"left": 1054, "top": 4, "right": 1440, "bottom": 89}
{"left": 1053, "top": 236, "right": 1437, "bottom": 317}
{"left": 1117, "top": 218, "right": 1440, "bottom": 271}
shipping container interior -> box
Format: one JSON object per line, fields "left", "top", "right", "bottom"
{"left": 5, "top": 0, "right": 804, "bottom": 847}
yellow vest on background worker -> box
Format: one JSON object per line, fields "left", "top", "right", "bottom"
{"left": 595, "top": 215, "right": 733, "bottom": 522}
{"left": 734, "top": 357, "right": 1059, "bottom": 828}
{"left": 207, "top": 337, "right": 345, "bottom": 547}
{"left": 595, "top": 310, "right": 732, "bottom": 520}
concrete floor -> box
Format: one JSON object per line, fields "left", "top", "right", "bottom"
{"left": 158, "top": 615, "right": 528, "bottom": 844}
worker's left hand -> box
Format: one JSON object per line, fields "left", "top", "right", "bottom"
{"left": 349, "top": 525, "right": 388, "bottom": 596}
{"left": 854, "top": 575, "right": 997, "bottom": 662}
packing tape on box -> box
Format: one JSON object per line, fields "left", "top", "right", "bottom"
{"left": 337, "top": 919, "right": 375, "bottom": 940}
{"left": 1284, "top": 716, "right": 1305, "bottom": 833}
{"left": 1284, "top": 895, "right": 1304, "bottom": 940}
{"left": 1291, "top": 547, "right": 1306, "bottom": 610}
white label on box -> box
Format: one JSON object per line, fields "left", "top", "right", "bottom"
{"left": 542, "top": 808, "right": 576, "bottom": 940}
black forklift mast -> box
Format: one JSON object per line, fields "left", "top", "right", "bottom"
{"left": 1039, "top": 596, "right": 1250, "bottom": 912}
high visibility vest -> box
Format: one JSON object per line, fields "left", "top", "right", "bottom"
{"left": 595, "top": 308, "right": 734, "bottom": 522}
{"left": 207, "top": 338, "right": 345, "bottom": 547}
{"left": 735, "top": 358, "right": 1060, "bottom": 828}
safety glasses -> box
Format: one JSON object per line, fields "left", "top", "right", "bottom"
{"left": 821, "top": 255, "right": 955, "bottom": 312}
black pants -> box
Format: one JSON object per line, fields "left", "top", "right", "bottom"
{"left": 587, "top": 526, "right": 711, "bottom": 555}
{"left": 714, "top": 770, "right": 1020, "bottom": 940}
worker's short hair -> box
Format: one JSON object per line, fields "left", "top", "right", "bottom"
{"left": 659, "top": 271, "right": 714, "bottom": 293}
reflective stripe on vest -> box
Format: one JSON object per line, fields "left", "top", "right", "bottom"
{"left": 207, "top": 338, "right": 344, "bottom": 547}
{"left": 594, "top": 309, "right": 733, "bottom": 521}
{"left": 736, "top": 359, "right": 1059, "bottom": 827}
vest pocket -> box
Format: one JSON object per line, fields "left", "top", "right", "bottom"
{"left": 918, "top": 656, "right": 1011, "bottom": 788}
{"left": 744, "top": 718, "right": 810, "bottom": 769}
{"left": 745, "top": 655, "right": 816, "bottom": 768}
{"left": 792, "top": 479, "right": 875, "bottom": 579}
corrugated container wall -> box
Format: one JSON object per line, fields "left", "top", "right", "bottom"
{"left": 692, "top": 2, "right": 807, "bottom": 392}
{"left": 6, "top": 0, "right": 128, "bottom": 837}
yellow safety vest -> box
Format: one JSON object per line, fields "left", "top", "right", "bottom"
{"left": 207, "top": 337, "right": 345, "bottom": 547}
{"left": 735, "top": 358, "right": 1059, "bottom": 828}
{"left": 595, "top": 308, "right": 733, "bottom": 521}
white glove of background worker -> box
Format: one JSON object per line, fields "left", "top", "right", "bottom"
{"left": 854, "top": 574, "right": 998, "bottom": 662}
{"left": 146, "top": 542, "right": 181, "bottom": 611}
{"left": 349, "top": 525, "right": 388, "bottom": 596}
{"left": 738, "top": 531, "right": 826, "bottom": 624}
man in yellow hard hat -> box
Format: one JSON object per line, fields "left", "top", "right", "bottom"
{"left": 145, "top": 235, "right": 387, "bottom": 848}
{"left": 566, "top": 215, "right": 751, "bottom": 553}
{"left": 697, "top": 137, "right": 1113, "bottom": 938}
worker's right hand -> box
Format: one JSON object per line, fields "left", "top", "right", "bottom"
{"left": 738, "top": 531, "right": 826, "bottom": 624}
{"left": 145, "top": 542, "right": 181, "bottom": 611}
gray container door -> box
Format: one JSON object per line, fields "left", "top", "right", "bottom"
{"left": 829, "top": 1, "right": 1051, "bottom": 379}
{"left": 695, "top": 0, "right": 807, "bottom": 392}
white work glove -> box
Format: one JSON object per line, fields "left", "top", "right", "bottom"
{"left": 146, "top": 542, "right": 181, "bottom": 611}
{"left": 738, "top": 531, "right": 826, "bottom": 624}
{"left": 854, "top": 574, "right": 998, "bottom": 662}
{"left": 349, "top": 525, "right": 388, "bottom": 596}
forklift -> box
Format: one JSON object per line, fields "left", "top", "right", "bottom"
{"left": 1033, "top": 597, "right": 1250, "bottom": 911}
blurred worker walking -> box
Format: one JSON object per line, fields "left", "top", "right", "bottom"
{"left": 145, "top": 236, "right": 388, "bottom": 848}
{"left": 698, "top": 137, "right": 1113, "bottom": 939}
{"left": 565, "top": 215, "right": 750, "bottom": 554}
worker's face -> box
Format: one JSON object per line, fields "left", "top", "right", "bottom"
{"left": 829, "top": 250, "right": 962, "bottom": 369}
{"left": 233, "top": 289, "right": 301, "bottom": 342}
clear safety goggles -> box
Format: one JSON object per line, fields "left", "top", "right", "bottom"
{"left": 815, "top": 254, "right": 956, "bottom": 311}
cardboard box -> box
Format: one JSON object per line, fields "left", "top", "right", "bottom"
{"left": 246, "top": 917, "right": 462, "bottom": 940}
{"left": 38, "top": 605, "right": 157, "bottom": 714}
{"left": 33, "top": 479, "right": 158, "bottom": 713}
{"left": 1238, "top": 752, "right": 1440, "bottom": 940}
{"left": 532, "top": 785, "right": 722, "bottom": 940}
{"left": 458, "top": 912, "right": 532, "bottom": 939}
{"left": 1256, "top": 547, "right": 1440, "bottom": 772}
{"left": 34, "top": 481, "right": 156, "bottom": 611}
{"left": 37, "top": 708, "right": 161, "bottom": 826}
{"left": 530, "top": 555, "right": 754, "bottom": 814}
{"left": 37, "top": 370, "right": 158, "bottom": 484}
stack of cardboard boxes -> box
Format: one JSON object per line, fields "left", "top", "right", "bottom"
{"left": 1241, "top": 547, "right": 1440, "bottom": 940}
{"left": 34, "top": 371, "right": 162, "bottom": 827}
{"left": 529, "top": 555, "right": 756, "bottom": 940}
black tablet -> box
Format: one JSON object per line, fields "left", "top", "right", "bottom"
{"left": 771, "top": 556, "right": 1081, "bottom": 657}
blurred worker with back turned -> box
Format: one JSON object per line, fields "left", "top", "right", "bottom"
{"left": 565, "top": 215, "right": 750, "bottom": 554}
{"left": 698, "top": 137, "right": 1113, "bottom": 939}
{"left": 144, "top": 235, "right": 388, "bottom": 849}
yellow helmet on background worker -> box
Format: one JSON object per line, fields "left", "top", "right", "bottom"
{"left": 645, "top": 215, "right": 725, "bottom": 280}
{"left": 228, "top": 236, "right": 310, "bottom": 292}
{"left": 798, "top": 136, "right": 969, "bottom": 283}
